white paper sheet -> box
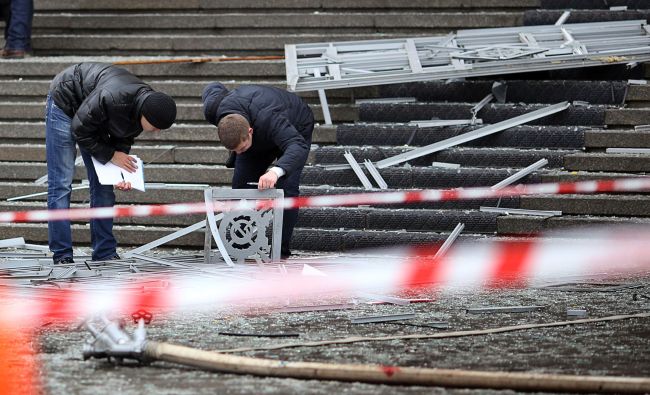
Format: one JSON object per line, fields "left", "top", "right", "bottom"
{"left": 91, "top": 155, "right": 145, "bottom": 192}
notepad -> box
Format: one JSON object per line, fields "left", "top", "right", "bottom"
{"left": 91, "top": 155, "right": 145, "bottom": 192}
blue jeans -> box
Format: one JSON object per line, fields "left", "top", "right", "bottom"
{"left": 4, "top": 0, "right": 32, "bottom": 51}
{"left": 45, "top": 95, "right": 117, "bottom": 262}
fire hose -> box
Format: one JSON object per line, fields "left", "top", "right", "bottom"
{"left": 82, "top": 315, "right": 650, "bottom": 393}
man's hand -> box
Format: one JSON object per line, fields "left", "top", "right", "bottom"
{"left": 115, "top": 181, "right": 132, "bottom": 191}
{"left": 258, "top": 170, "right": 278, "bottom": 190}
{"left": 111, "top": 151, "right": 137, "bottom": 173}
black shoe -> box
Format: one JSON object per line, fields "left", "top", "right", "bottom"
{"left": 54, "top": 256, "right": 74, "bottom": 265}
{"left": 94, "top": 254, "right": 121, "bottom": 262}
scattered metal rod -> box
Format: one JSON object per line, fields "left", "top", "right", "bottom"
{"left": 480, "top": 207, "right": 562, "bottom": 217}
{"left": 634, "top": 124, "right": 650, "bottom": 130}
{"left": 491, "top": 158, "right": 548, "bottom": 190}
{"left": 123, "top": 220, "right": 210, "bottom": 258}
{"left": 7, "top": 185, "right": 90, "bottom": 201}
{"left": 408, "top": 119, "right": 481, "bottom": 128}
{"left": 218, "top": 331, "right": 300, "bottom": 338}
{"left": 606, "top": 148, "right": 650, "bottom": 154}
{"left": 217, "top": 312, "right": 650, "bottom": 354}
{"left": 466, "top": 305, "right": 546, "bottom": 314}
{"left": 344, "top": 150, "right": 374, "bottom": 190}
{"left": 356, "top": 292, "right": 410, "bottom": 306}
{"left": 434, "top": 223, "right": 465, "bottom": 259}
{"left": 350, "top": 313, "right": 416, "bottom": 324}
{"left": 356, "top": 97, "right": 416, "bottom": 104}
{"left": 537, "top": 282, "right": 643, "bottom": 292}
{"left": 363, "top": 159, "right": 388, "bottom": 189}
{"left": 274, "top": 303, "right": 356, "bottom": 314}
{"left": 0, "top": 237, "right": 26, "bottom": 248}
{"left": 374, "top": 102, "right": 569, "bottom": 169}
{"left": 367, "top": 298, "right": 435, "bottom": 305}
{"left": 555, "top": 11, "right": 571, "bottom": 26}
{"left": 471, "top": 93, "right": 493, "bottom": 124}
{"left": 388, "top": 321, "right": 449, "bottom": 329}
{"left": 567, "top": 309, "right": 588, "bottom": 317}
{"left": 431, "top": 161, "right": 461, "bottom": 169}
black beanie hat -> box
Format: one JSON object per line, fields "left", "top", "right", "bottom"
{"left": 142, "top": 92, "right": 177, "bottom": 129}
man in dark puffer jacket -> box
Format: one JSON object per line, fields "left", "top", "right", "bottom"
{"left": 46, "top": 62, "right": 177, "bottom": 264}
{"left": 202, "top": 83, "right": 314, "bottom": 259}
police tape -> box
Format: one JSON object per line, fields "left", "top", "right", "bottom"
{"left": 1, "top": 177, "right": 650, "bottom": 223}
{"left": 2, "top": 225, "right": 650, "bottom": 325}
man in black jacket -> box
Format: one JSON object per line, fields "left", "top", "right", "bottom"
{"left": 202, "top": 83, "right": 314, "bottom": 259}
{"left": 46, "top": 62, "right": 177, "bottom": 264}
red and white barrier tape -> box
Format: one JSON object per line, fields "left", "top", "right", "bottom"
{"left": 1, "top": 177, "right": 649, "bottom": 223}
{"left": 2, "top": 226, "right": 649, "bottom": 325}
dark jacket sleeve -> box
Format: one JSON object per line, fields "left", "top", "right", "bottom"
{"left": 70, "top": 90, "right": 115, "bottom": 164}
{"left": 262, "top": 106, "right": 309, "bottom": 175}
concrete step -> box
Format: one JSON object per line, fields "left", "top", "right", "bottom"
{"left": 358, "top": 102, "right": 608, "bottom": 126}
{"left": 0, "top": 181, "right": 209, "bottom": 204}
{"left": 0, "top": 58, "right": 286, "bottom": 79}
{"left": 298, "top": 207, "right": 499, "bottom": 233}
{"left": 0, "top": 182, "right": 519, "bottom": 211}
{"left": 540, "top": 171, "right": 649, "bottom": 183}
{"left": 378, "top": 80, "right": 628, "bottom": 105}
{"left": 29, "top": 12, "right": 523, "bottom": 35}
{"left": 0, "top": 122, "right": 337, "bottom": 145}
{"left": 301, "top": 166, "right": 543, "bottom": 189}
{"left": 0, "top": 101, "right": 355, "bottom": 123}
{"left": 0, "top": 143, "right": 335, "bottom": 166}
{"left": 497, "top": 214, "right": 650, "bottom": 235}
{"left": 564, "top": 152, "right": 650, "bottom": 172}
{"left": 0, "top": 79, "right": 378, "bottom": 103}
{"left": 34, "top": 0, "right": 538, "bottom": 11}
{"left": 0, "top": 222, "right": 205, "bottom": 248}
{"left": 605, "top": 108, "right": 650, "bottom": 126}
{"left": 0, "top": 162, "right": 234, "bottom": 184}
{"left": 29, "top": 33, "right": 412, "bottom": 56}
{"left": 0, "top": 221, "right": 497, "bottom": 251}
{"left": 524, "top": 9, "right": 650, "bottom": 26}
{"left": 313, "top": 146, "right": 573, "bottom": 168}
{"left": 584, "top": 128, "right": 650, "bottom": 148}
{"left": 337, "top": 124, "right": 587, "bottom": 149}
{"left": 0, "top": 201, "right": 498, "bottom": 233}
{"left": 292, "top": 228, "right": 496, "bottom": 252}
{"left": 520, "top": 194, "right": 650, "bottom": 217}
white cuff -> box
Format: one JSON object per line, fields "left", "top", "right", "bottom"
{"left": 269, "top": 166, "right": 286, "bottom": 178}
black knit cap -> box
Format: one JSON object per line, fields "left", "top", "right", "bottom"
{"left": 142, "top": 92, "right": 177, "bottom": 129}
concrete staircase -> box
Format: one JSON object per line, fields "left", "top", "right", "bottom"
{"left": 0, "top": 0, "right": 649, "bottom": 252}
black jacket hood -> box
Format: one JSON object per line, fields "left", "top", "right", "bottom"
{"left": 202, "top": 82, "right": 230, "bottom": 125}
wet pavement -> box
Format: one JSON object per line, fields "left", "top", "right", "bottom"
{"left": 32, "top": 255, "right": 650, "bottom": 395}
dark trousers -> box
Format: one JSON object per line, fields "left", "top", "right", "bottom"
{"left": 232, "top": 153, "right": 303, "bottom": 254}
{"left": 3, "top": 0, "right": 32, "bottom": 51}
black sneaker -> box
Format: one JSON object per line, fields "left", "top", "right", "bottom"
{"left": 96, "top": 254, "right": 121, "bottom": 261}
{"left": 54, "top": 256, "right": 74, "bottom": 265}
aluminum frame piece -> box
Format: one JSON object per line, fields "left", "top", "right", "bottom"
{"left": 344, "top": 150, "right": 373, "bottom": 189}
{"left": 286, "top": 20, "right": 650, "bottom": 92}
{"left": 204, "top": 188, "right": 284, "bottom": 265}
{"left": 434, "top": 222, "right": 465, "bottom": 259}
{"left": 479, "top": 207, "right": 562, "bottom": 217}
{"left": 374, "top": 101, "right": 569, "bottom": 169}
{"left": 491, "top": 158, "right": 549, "bottom": 190}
